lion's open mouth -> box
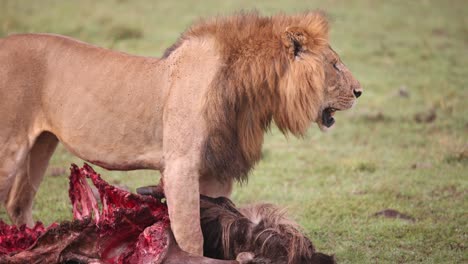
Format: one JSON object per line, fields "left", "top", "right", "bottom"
{"left": 322, "top": 107, "right": 337, "bottom": 128}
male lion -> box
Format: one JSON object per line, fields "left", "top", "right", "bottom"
{"left": 0, "top": 12, "right": 362, "bottom": 255}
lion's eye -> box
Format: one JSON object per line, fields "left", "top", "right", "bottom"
{"left": 333, "top": 63, "right": 340, "bottom": 71}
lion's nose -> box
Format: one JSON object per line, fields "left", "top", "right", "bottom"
{"left": 353, "top": 88, "right": 363, "bottom": 98}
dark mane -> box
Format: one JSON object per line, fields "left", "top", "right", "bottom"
{"left": 161, "top": 36, "right": 184, "bottom": 59}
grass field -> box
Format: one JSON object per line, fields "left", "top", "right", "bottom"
{"left": 1, "top": 0, "right": 467, "bottom": 263}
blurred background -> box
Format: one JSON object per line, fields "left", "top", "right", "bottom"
{"left": 1, "top": 0, "right": 467, "bottom": 263}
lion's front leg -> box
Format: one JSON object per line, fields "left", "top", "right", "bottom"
{"left": 163, "top": 159, "right": 203, "bottom": 256}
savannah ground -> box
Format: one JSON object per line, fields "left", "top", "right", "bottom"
{"left": 0, "top": 0, "right": 467, "bottom": 263}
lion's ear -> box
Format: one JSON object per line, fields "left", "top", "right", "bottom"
{"left": 281, "top": 26, "right": 309, "bottom": 59}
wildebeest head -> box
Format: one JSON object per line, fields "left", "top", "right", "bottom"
{"left": 199, "top": 196, "right": 336, "bottom": 264}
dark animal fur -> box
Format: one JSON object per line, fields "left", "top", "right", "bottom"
{"left": 200, "top": 196, "right": 336, "bottom": 264}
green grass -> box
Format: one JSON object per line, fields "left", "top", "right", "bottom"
{"left": 1, "top": 0, "right": 467, "bottom": 263}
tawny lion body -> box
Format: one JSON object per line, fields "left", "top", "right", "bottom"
{"left": 0, "top": 12, "right": 361, "bottom": 256}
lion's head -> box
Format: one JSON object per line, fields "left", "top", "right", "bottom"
{"left": 275, "top": 17, "right": 362, "bottom": 133}
{"left": 166, "top": 12, "right": 362, "bottom": 180}
{"left": 318, "top": 47, "right": 362, "bottom": 130}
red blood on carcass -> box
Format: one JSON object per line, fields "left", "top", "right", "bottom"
{"left": 0, "top": 164, "right": 170, "bottom": 263}
{"left": 69, "top": 164, "right": 170, "bottom": 263}
{"left": 0, "top": 221, "right": 52, "bottom": 254}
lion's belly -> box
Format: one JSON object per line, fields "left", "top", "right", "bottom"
{"left": 62, "top": 139, "right": 164, "bottom": 171}
{"left": 45, "top": 86, "right": 166, "bottom": 170}
{"left": 52, "top": 110, "right": 165, "bottom": 171}
{"left": 38, "top": 42, "right": 168, "bottom": 171}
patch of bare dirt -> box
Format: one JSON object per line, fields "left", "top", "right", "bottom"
{"left": 430, "top": 185, "right": 467, "bottom": 200}
{"left": 411, "top": 162, "right": 432, "bottom": 169}
{"left": 432, "top": 28, "right": 448, "bottom": 37}
{"left": 444, "top": 149, "right": 468, "bottom": 164}
{"left": 108, "top": 25, "right": 143, "bottom": 41}
{"left": 397, "top": 86, "right": 410, "bottom": 98}
{"left": 363, "top": 111, "right": 389, "bottom": 122}
{"left": 414, "top": 108, "right": 436, "bottom": 123}
{"left": 373, "top": 209, "right": 415, "bottom": 222}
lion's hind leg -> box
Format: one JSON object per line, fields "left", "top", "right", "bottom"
{"left": 0, "top": 137, "right": 30, "bottom": 209}
{"left": 5, "top": 132, "right": 58, "bottom": 227}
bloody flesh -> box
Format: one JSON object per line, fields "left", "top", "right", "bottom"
{"left": 0, "top": 164, "right": 171, "bottom": 263}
